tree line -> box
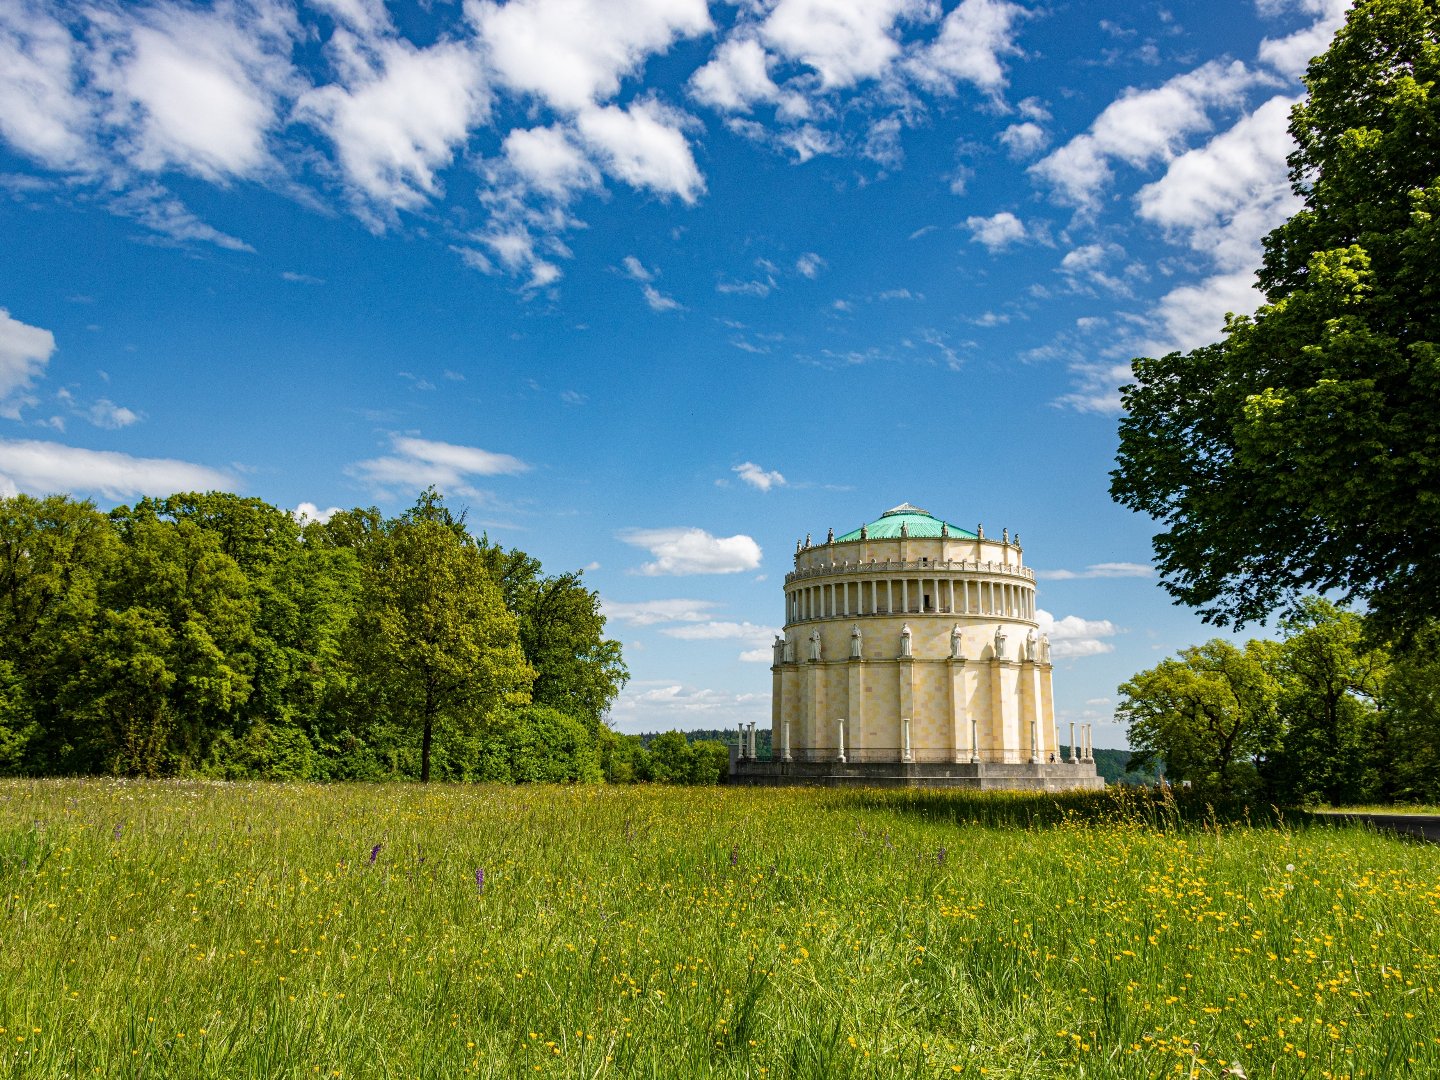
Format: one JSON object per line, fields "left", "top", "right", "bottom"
{"left": 0, "top": 488, "right": 731, "bottom": 783}
{"left": 1119, "top": 599, "right": 1440, "bottom": 804}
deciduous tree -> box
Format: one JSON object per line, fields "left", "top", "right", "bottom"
{"left": 1111, "top": 0, "right": 1440, "bottom": 643}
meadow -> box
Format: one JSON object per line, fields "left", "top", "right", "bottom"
{"left": 1, "top": 781, "right": 1437, "bottom": 1079}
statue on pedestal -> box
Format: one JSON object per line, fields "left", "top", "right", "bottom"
{"left": 899, "top": 623, "right": 913, "bottom": 658}
{"left": 950, "top": 622, "right": 964, "bottom": 660}
{"left": 850, "top": 623, "right": 863, "bottom": 659}
{"left": 993, "top": 624, "right": 1007, "bottom": 660}
{"left": 1040, "top": 634, "right": 1051, "bottom": 664}
{"left": 1025, "top": 628, "right": 1038, "bottom": 662}
{"left": 809, "top": 629, "right": 822, "bottom": 661}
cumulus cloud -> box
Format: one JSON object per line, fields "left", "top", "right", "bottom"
{"left": 0, "top": 438, "right": 234, "bottom": 500}
{"left": 998, "top": 120, "right": 1047, "bottom": 158}
{"left": 662, "top": 620, "right": 777, "bottom": 644}
{"left": 689, "top": 36, "right": 797, "bottom": 114}
{"left": 347, "top": 434, "right": 529, "bottom": 497}
{"left": 87, "top": 0, "right": 299, "bottom": 183}
{"left": 1036, "top": 607, "right": 1120, "bottom": 658}
{"left": 86, "top": 399, "right": 141, "bottom": 429}
{"left": 298, "top": 34, "right": 490, "bottom": 223}
{"left": 293, "top": 501, "right": 343, "bottom": 525}
{"left": 500, "top": 124, "right": 601, "bottom": 201}
{"left": 907, "top": 0, "right": 1027, "bottom": 97}
{"left": 1035, "top": 562, "right": 1152, "bottom": 580}
{"left": 1031, "top": 59, "right": 1267, "bottom": 210}
{"left": 0, "top": 4, "right": 93, "bottom": 172}
{"left": 965, "top": 211, "right": 1027, "bottom": 252}
{"left": 0, "top": 308, "right": 56, "bottom": 419}
{"left": 575, "top": 100, "right": 705, "bottom": 203}
{"left": 1257, "top": 0, "right": 1349, "bottom": 78}
{"left": 472, "top": 0, "right": 712, "bottom": 113}
{"left": 733, "top": 461, "right": 786, "bottom": 491}
{"left": 619, "top": 526, "right": 763, "bottom": 575}
{"left": 760, "top": 0, "right": 926, "bottom": 90}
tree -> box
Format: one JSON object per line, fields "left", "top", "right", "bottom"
{"left": 477, "top": 544, "right": 628, "bottom": 729}
{"left": 346, "top": 498, "right": 532, "bottom": 782}
{"left": 1111, "top": 0, "right": 1440, "bottom": 643}
{"left": 1118, "top": 639, "right": 1280, "bottom": 797}
{"left": 1266, "top": 598, "right": 1389, "bottom": 804}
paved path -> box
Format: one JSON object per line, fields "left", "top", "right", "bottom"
{"left": 1314, "top": 812, "right": 1440, "bottom": 843}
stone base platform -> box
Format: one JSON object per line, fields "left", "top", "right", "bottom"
{"left": 728, "top": 759, "right": 1104, "bottom": 791}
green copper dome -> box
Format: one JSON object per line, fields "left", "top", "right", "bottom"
{"left": 835, "top": 503, "right": 979, "bottom": 542}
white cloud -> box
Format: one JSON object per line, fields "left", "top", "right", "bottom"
{"left": 500, "top": 124, "right": 601, "bottom": 201}
{"left": 733, "top": 461, "right": 786, "bottom": 491}
{"left": 1059, "top": 242, "right": 1132, "bottom": 295}
{"left": 0, "top": 438, "right": 234, "bottom": 500}
{"left": 88, "top": 0, "right": 299, "bottom": 182}
{"left": 608, "top": 679, "right": 769, "bottom": 730}
{"left": 738, "top": 648, "right": 773, "bottom": 663}
{"left": 907, "top": 0, "right": 1027, "bottom": 97}
{"left": 690, "top": 36, "right": 793, "bottom": 114}
{"left": 795, "top": 252, "right": 825, "bottom": 278}
{"left": 619, "top": 526, "right": 763, "bottom": 575}
{"left": 998, "top": 120, "right": 1047, "bottom": 159}
{"left": 601, "top": 597, "right": 720, "bottom": 626}
{"left": 86, "top": 399, "right": 141, "bottom": 429}
{"left": 1036, "top": 562, "right": 1152, "bottom": 580}
{"left": 761, "top": 0, "right": 926, "bottom": 90}
{"left": 575, "top": 100, "right": 705, "bottom": 203}
{"left": 1031, "top": 59, "right": 1267, "bottom": 210}
{"left": 472, "top": 0, "right": 712, "bottom": 112}
{"left": 293, "top": 501, "right": 343, "bottom": 524}
{"left": 1257, "top": 0, "right": 1348, "bottom": 78}
{"left": 108, "top": 183, "right": 254, "bottom": 251}
{"left": 0, "top": 308, "right": 56, "bottom": 420}
{"left": 642, "top": 284, "right": 682, "bottom": 312}
{"left": 1036, "top": 607, "right": 1120, "bottom": 658}
{"left": 1135, "top": 94, "right": 1300, "bottom": 274}
{"left": 662, "top": 620, "right": 777, "bottom": 644}
{"left": 965, "top": 211, "right": 1027, "bottom": 252}
{"left": 347, "top": 434, "right": 530, "bottom": 497}
{"left": 621, "top": 255, "right": 654, "bottom": 281}
{"left": 299, "top": 34, "right": 490, "bottom": 221}
{"left": 0, "top": 4, "right": 93, "bottom": 171}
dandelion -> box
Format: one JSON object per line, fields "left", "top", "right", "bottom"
{"left": 369, "top": 844, "right": 382, "bottom": 866}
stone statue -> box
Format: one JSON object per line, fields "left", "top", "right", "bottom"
{"left": 804, "top": 533, "right": 811, "bottom": 548}
{"left": 859, "top": 523, "right": 867, "bottom": 539}
{"left": 899, "top": 521, "right": 908, "bottom": 538}
{"left": 993, "top": 624, "right": 1007, "bottom": 660}
{"left": 1002, "top": 527, "right": 1009, "bottom": 545}
{"left": 1040, "top": 634, "right": 1051, "bottom": 664}
{"left": 809, "top": 629, "right": 822, "bottom": 661}
{"left": 773, "top": 634, "right": 786, "bottom": 665}
{"left": 1025, "top": 628, "right": 1038, "bottom": 662}
{"left": 826, "top": 527, "right": 834, "bottom": 543}
{"left": 850, "top": 622, "right": 863, "bottom": 659}
{"left": 940, "top": 522, "right": 949, "bottom": 538}
{"left": 950, "top": 622, "right": 964, "bottom": 660}
{"left": 1014, "top": 533, "right": 1021, "bottom": 548}
{"left": 783, "top": 636, "right": 795, "bottom": 663}
{"left": 899, "top": 623, "right": 912, "bottom": 658}
{"left": 977, "top": 523, "right": 984, "bottom": 539}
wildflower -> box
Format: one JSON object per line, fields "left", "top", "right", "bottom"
{"left": 369, "top": 844, "right": 382, "bottom": 866}
{"left": 729, "top": 845, "right": 739, "bottom": 868}
{"left": 475, "top": 868, "right": 485, "bottom": 893}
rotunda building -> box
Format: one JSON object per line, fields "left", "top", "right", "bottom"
{"left": 733, "top": 503, "right": 1101, "bottom": 790}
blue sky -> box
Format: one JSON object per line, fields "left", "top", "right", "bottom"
{"left": 0, "top": 0, "right": 1347, "bottom": 744}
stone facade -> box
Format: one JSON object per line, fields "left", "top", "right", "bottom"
{"left": 731, "top": 503, "right": 1101, "bottom": 790}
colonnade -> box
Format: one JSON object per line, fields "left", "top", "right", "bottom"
{"left": 786, "top": 575, "right": 1035, "bottom": 623}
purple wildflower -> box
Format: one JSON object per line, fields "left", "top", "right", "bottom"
{"left": 937, "top": 845, "right": 947, "bottom": 868}
{"left": 729, "top": 844, "right": 739, "bottom": 868}
{"left": 369, "top": 843, "right": 382, "bottom": 865}
{"left": 113, "top": 823, "right": 123, "bottom": 841}
{"left": 475, "top": 868, "right": 485, "bottom": 893}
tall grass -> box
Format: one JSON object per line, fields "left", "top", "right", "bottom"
{"left": 1, "top": 780, "right": 1436, "bottom": 1077}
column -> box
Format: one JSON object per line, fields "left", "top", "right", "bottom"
{"left": 902, "top": 718, "right": 913, "bottom": 763}
{"left": 748, "top": 722, "right": 757, "bottom": 760}
{"left": 738, "top": 722, "right": 747, "bottom": 761}
{"left": 902, "top": 578, "right": 910, "bottom": 614}
{"left": 1068, "top": 721, "right": 1076, "bottom": 764}
{"left": 897, "top": 658, "right": 914, "bottom": 763}
{"left": 836, "top": 718, "right": 846, "bottom": 763}
{"left": 782, "top": 719, "right": 792, "bottom": 762}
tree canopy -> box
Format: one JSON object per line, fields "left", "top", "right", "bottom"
{"left": 0, "top": 489, "right": 632, "bottom": 783}
{"left": 1111, "top": 0, "right": 1440, "bottom": 643}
